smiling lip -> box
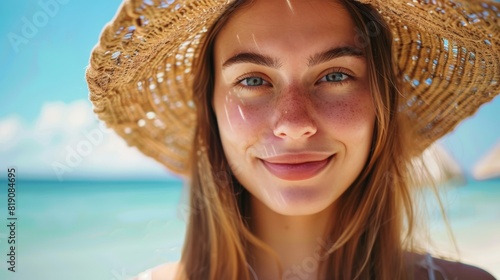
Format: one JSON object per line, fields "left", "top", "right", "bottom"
{"left": 260, "top": 154, "right": 334, "bottom": 181}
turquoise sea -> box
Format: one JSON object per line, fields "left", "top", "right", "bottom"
{"left": 0, "top": 179, "right": 498, "bottom": 280}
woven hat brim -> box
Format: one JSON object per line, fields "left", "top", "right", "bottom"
{"left": 86, "top": 0, "right": 500, "bottom": 175}
{"left": 361, "top": 0, "right": 500, "bottom": 143}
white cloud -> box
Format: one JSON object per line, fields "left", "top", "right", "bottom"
{"left": 1, "top": 100, "right": 178, "bottom": 181}
{"left": 0, "top": 116, "right": 24, "bottom": 150}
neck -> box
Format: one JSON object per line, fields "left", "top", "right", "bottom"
{"left": 247, "top": 196, "right": 335, "bottom": 280}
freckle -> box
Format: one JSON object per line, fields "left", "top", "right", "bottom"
{"left": 340, "top": 102, "right": 350, "bottom": 122}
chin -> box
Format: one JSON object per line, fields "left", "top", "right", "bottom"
{"left": 256, "top": 183, "right": 340, "bottom": 216}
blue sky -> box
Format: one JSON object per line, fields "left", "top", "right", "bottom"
{"left": 0, "top": 0, "right": 499, "bottom": 180}
{"left": 0, "top": 0, "right": 122, "bottom": 119}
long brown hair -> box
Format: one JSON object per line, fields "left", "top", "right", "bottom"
{"left": 180, "top": 0, "right": 423, "bottom": 279}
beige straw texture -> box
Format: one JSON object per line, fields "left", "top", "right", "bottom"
{"left": 86, "top": 0, "right": 500, "bottom": 175}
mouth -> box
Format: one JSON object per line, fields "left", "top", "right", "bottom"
{"left": 260, "top": 154, "right": 334, "bottom": 181}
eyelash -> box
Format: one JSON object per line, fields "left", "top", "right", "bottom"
{"left": 233, "top": 73, "right": 271, "bottom": 90}
{"left": 234, "top": 68, "right": 354, "bottom": 91}
{"left": 317, "top": 67, "right": 354, "bottom": 86}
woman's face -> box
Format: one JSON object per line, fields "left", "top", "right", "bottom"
{"left": 213, "top": 0, "right": 375, "bottom": 215}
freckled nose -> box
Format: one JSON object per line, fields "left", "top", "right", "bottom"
{"left": 273, "top": 88, "right": 317, "bottom": 140}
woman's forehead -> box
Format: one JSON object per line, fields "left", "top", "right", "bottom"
{"left": 214, "top": 0, "right": 359, "bottom": 62}
{"left": 219, "top": 0, "right": 355, "bottom": 37}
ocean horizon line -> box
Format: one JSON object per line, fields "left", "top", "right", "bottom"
{"left": 5, "top": 178, "right": 184, "bottom": 184}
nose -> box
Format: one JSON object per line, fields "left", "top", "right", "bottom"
{"left": 272, "top": 87, "right": 317, "bottom": 140}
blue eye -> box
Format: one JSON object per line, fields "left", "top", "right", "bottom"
{"left": 322, "top": 72, "right": 350, "bottom": 82}
{"left": 241, "top": 77, "right": 265, "bottom": 86}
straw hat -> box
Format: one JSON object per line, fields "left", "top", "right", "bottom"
{"left": 86, "top": 0, "right": 500, "bottom": 175}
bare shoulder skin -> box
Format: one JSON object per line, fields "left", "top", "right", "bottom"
{"left": 130, "top": 261, "right": 180, "bottom": 280}
{"left": 406, "top": 252, "right": 496, "bottom": 280}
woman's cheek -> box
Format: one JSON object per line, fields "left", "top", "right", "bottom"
{"left": 217, "top": 94, "right": 271, "bottom": 142}
{"left": 319, "top": 93, "right": 375, "bottom": 137}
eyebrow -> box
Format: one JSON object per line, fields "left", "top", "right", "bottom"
{"left": 221, "top": 46, "right": 364, "bottom": 69}
{"left": 222, "top": 52, "right": 281, "bottom": 69}
{"left": 307, "top": 46, "right": 364, "bottom": 67}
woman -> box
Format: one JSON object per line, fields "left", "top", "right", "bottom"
{"left": 86, "top": 0, "right": 500, "bottom": 279}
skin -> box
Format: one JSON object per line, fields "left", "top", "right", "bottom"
{"left": 212, "top": 0, "right": 375, "bottom": 278}
{"left": 213, "top": 0, "right": 374, "bottom": 215}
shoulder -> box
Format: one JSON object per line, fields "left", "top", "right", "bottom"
{"left": 129, "top": 261, "right": 181, "bottom": 280}
{"left": 405, "top": 252, "right": 496, "bottom": 280}
{"left": 430, "top": 257, "right": 496, "bottom": 280}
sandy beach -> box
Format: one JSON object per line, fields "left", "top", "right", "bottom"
{"left": 423, "top": 182, "right": 500, "bottom": 278}
{"left": 428, "top": 220, "right": 500, "bottom": 278}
